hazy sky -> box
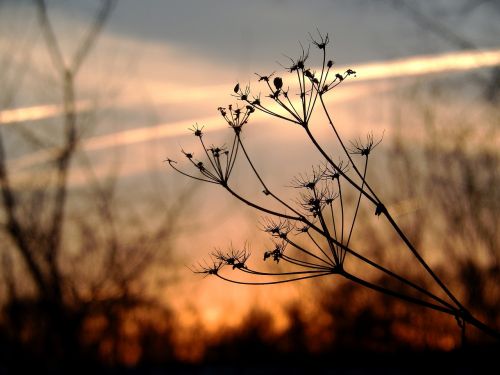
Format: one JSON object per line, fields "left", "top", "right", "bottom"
{"left": 6, "top": 0, "right": 498, "bottom": 70}
{"left": 98, "top": 0, "right": 500, "bottom": 64}
{"left": 1, "top": 0, "right": 499, "bottom": 333}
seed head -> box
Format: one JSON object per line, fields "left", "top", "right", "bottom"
{"left": 273, "top": 77, "right": 283, "bottom": 90}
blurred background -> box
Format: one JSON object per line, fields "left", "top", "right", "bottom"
{"left": 0, "top": 0, "right": 499, "bottom": 372}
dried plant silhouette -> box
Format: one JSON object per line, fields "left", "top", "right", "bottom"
{"left": 168, "top": 31, "right": 500, "bottom": 341}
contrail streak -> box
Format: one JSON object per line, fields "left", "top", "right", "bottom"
{"left": 9, "top": 82, "right": 387, "bottom": 172}
{"left": 0, "top": 101, "right": 91, "bottom": 125}
{"left": 2, "top": 49, "right": 499, "bottom": 126}
{"left": 340, "top": 49, "right": 500, "bottom": 81}
{"left": 5, "top": 48, "right": 500, "bottom": 176}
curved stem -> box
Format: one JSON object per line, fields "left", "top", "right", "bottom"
{"left": 224, "top": 176, "right": 458, "bottom": 313}
{"left": 316, "top": 203, "right": 340, "bottom": 265}
{"left": 253, "top": 102, "right": 299, "bottom": 124}
{"left": 462, "top": 314, "right": 500, "bottom": 340}
{"left": 343, "top": 271, "right": 456, "bottom": 315}
{"left": 216, "top": 272, "right": 332, "bottom": 285}
{"left": 281, "top": 254, "right": 332, "bottom": 270}
{"left": 237, "top": 135, "right": 303, "bottom": 217}
{"left": 328, "top": 202, "right": 339, "bottom": 251}
{"left": 305, "top": 223, "right": 457, "bottom": 311}
{"left": 225, "top": 185, "right": 300, "bottom": 221}
{"left": 318, "top": 94, "right": 380, "bottom": 202}
{"left": 318, "top": 95, "right": 465, "bottom": 312}
{"left": 343, "top": 271, "right": 500, "bottom": 340}
{"left": 240, "top": 267, "right": 329, "bottom": 277}
{"left": 337, "top": 178, "right": 345, "bottom": 255}
{"left": 346, "top": 156, "right": 368, "bottom": 248}
{"left": 306, "top": 231, "right": 335, "bottom": 266}
{"left": 383, "top": 210, "right": 466, "bottom": 311}
{"left": 263, "top": 79, "right": 302, "bottom": 123}
{"left": 303, "top": 125, "right": 377, "bottom": 205}
{"left": 285, "top": 237, "right": 335, "bottom": 267}
{"left": 199, "top": 137, "right": 218, "bottom": 175}
{"left": 167, "top": 161, "right": 218, "bottom": 185}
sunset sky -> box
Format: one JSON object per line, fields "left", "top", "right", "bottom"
{"left": 1, "top": 0, "right": 499, "bottom": 351}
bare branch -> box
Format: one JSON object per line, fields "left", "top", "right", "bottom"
{"left": 71, "top": 0, "right": 118, "bottom": 74}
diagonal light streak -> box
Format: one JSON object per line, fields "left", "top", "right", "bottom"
{"left": 8, "top": 82, "right": 388, "bottom": 173}
{"left": 5, "top": 48, "right": 500, "bottom": 178}
{"left": 2, "top": 48, "right": 500, "bottom": 126}
{"left": 0, "top": 101, "right": 91, "bottom": 125}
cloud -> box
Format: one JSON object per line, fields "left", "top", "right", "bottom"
{"left": 5, "top": 46, "right": 499, "bottom": 187}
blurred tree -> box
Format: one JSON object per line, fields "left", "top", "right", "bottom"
{"left": 383, "top": 0, "right": 500, "bottom": 101}
{"left": 0, "top": 0, "right": 186, "bottom": 368}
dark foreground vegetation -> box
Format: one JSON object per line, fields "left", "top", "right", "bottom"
{"left": 0, "top": 289, "right": 498, "bottom": 374}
